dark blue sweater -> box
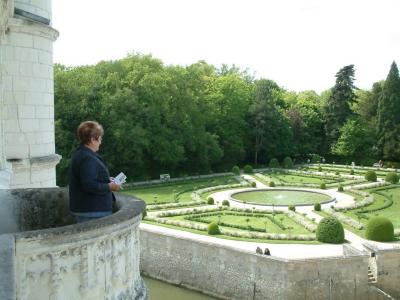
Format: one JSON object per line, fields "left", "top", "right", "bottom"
{"left": 69, "top": 144, "right": 113, "bottom": 213}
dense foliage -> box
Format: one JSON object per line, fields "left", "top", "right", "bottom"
{"left": 365, "top": 171, "right": 377, "bottom": 182}
{"left": 365, "top": 217, "right": 394, "bottom": 242}
{"left": 54, "top": 54, "right": 400, "bottom": 185}
{"left": 316, "top": 217, "right": 345, "bottom": 243}
{"left": 207, "top": 222, "right": 220, "bottom": 235}
{"left": 385, "top": 172, "right": 399, "bottom": 184}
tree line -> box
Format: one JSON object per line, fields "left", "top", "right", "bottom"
{"left": 54, "top": 53, "right": 400, "bottom": 185}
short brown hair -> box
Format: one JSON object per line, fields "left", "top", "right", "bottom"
{"left": 77, "top": 121, "right": 104, "bottom": 145}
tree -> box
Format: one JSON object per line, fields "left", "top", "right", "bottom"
{"left": 376, "top": 61, "right": 400, "bottom": 159}
{"left": 324, "top": 65, "right": 356, "bottom": 148}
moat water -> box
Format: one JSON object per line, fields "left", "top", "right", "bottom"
{"left": 144, "top": 276, "right": 218, "bottom": 300}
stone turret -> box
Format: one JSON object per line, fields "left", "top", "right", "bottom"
{"left": 0, "top": 0, "right": 60, "bottom": 188}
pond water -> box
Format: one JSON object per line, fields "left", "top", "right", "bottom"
{"left": 143, "top": 276, "right": 218, "bottom": 300}
{"left": 232, "top": 189, "right": 331, "bottom": 205}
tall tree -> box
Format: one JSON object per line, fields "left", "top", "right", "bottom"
{"left": 376, "top": 61, "right": 400, "bottom": 159}
{"left": 324, "top": 65, "right": 356, "bottom": 148}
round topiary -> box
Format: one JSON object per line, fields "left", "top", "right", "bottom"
{"left": 232, "top": 165, "right": 240, "bottom": 176}
{"left": 268, "top": 158, "right": 280, "bottom": 168}
{"left": 320, "top": 182, "right": 326, "bottom": 189}
{"left": 385, "top": 172, "right": 399, "bottom": 184}
{"left": 222, "top": 199, "right": 230, "bottom": 206}
{"left": 365, "top": 170, "right": 377, "bottom": 182}
{"left": 316, "top": 217, "right": 345, "bottom": 243}
{"left": 318, "top": 166, "right": 322, "bottom": 172}
{"left": 251, "top": 181, "right": 257, "bottom": 188}
{"left": 337, "top": 185, "right": 344, "bottom": 192}
{"left": 208, "top": 222, "right": 220, "bottom": 235}
{"left": 269, "top": 181, "right": 275, "bottom": 187}
{"left": 207, "top": 197, "right": 215, "bottom": 205}
{"left": 314, "top": 202, "right": 321, "bottom": 211}
{"left": 350, "top": 169, "right": 355, "bottom": 175}
{"left": 288, "top": 205, "right": 296, "bottom": 211}
{"left": 365, "top": 217, "right": 394, "bottom": 242}
{"left": 244, "top": 164, "right": 253, "bottom": 174}
{"left": 283, "top": 157, "right": 293, "bottom": 169}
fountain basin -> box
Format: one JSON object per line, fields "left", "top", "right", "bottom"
{"left": 0, "top": 188, "right": 147, "bottom": 300}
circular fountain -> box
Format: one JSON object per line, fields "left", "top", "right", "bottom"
{"left": 230, "top": 188, "right": 334, "bottom": 206}
{"left": 0, "top": 188, "right": 147, "bottom": 300}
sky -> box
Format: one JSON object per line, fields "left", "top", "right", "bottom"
{"left": 52, "top": 0, "right": 400, "bottom": 93}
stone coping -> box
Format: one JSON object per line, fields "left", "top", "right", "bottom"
{"left": 229, "top": 187, "right": 335, "bottom": 207}
{"left": 6, "top": 188, "right": 145, "bottom": 241}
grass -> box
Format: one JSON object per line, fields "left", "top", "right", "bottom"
{"left": 232, "top": 190, "right": 331, "bottom": 205}
{"left": 270, "top": 174, "right": 337, "bottom": 184}
{"left": 122, "top": 176, "right": 238, "bottom": 204}
{"left": 143, "top": 220, "right": 321, "bottom": 244}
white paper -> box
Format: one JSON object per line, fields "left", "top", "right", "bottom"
{"left": 113, "top": 172, "right": 127, "bottom": 185}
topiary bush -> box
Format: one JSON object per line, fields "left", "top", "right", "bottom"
{"left": 222, "top": 199, "right": 230, "bottom": 206}
{"left": 316, "top": 217, "right": 345, "bottom": 243}
{"left": 365, "top": 217, "right": 394, "bottom": 242}
{"left": 269, "top": 181, "right": 275, "bottom": 187}
{"left": 283, "top": 157, "right": 293, "bottom": 169}
{"left": 208, "top": 222, "right": 220, "bottom": 235}
{"left": 365, "top": 170, "right": 377, "bottom": 182}
{"left": 314, "top": 202, "right": 321, "bottom": 211}
{"left": 244, "top": 164, "right": 253, "bottom": 174}
{"left": 385, "top": 172, "right": 399, "bottom": 184}
{"left": 288, "top": 205, "right": 296, "bottom": 211}
{"left": 318, "top": 166, "right": 322, "bottom": 172}
{"left": 337, "top": 185, "right": 344, "bottom": 192}
{"left": 251, "top": 181, "right": 257, "bottom": 188}
{"left": 320, "top": 182, "right": 326, "bottom": 189}
{"left": 350, "top": 169, "right": 354, "bottom": 175}
{"left": 268, "top": 158, "right": 280, "bottom": 168}
{"left": 207, "top": 197, "right": 215, "bottom": 204}
{"left": 232, "top": 165, "right": 240, "bottom": 175}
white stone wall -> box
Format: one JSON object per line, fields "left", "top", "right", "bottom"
{"left": 0, "top": 0, "right": 60, "bottom": 188}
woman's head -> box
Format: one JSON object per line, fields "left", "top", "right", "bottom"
{"left": 77, "top": 121, "right": 104, "bottom": 151}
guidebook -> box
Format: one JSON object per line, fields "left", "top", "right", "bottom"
{"left": 113, "top": 172, "right": 127, "bottom": 185}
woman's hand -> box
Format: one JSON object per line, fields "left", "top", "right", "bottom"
{"left": 109, "top": 182, "right": 121, "bottom": 192}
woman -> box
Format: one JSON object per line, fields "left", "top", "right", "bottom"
{"left": 69, "top": 121, "right": 120, "bottom": 223}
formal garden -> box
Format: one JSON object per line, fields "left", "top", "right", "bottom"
{"left": 122, "top": 163, "right": 400, "bottom": 244}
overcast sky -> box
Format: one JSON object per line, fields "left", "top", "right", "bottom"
{"left": 52, "top": 0, "right": 400, "bottom": 93}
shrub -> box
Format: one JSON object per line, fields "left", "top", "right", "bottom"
{"left": 365, "top": 170, "right": 377, "bottom": 182}
{"left": 269, "top": 181, "right": 275, "bottom": 187}
{"left": 318, "top": 166, "right": 322, "bottom": 172}
{"left": 385, "top": 172, "right": 399, "bottom": 184}
{"left": 337, "top": 185, "right": 344, "bottom": 192}
{"left": 244, "top": 164, "right": 253, "bottom": 174}
{"left": 335, "top": 171, "right": 340, "bottom": 175}
{"left": 365, "top": 217, "right": 394, "bottom": 242}
{"left": 208, "top": 222, "right": 220, "bottom": 235}
{"left": 232, "top": 165, "right": 240, "bottom": 175}
{"left": 288, "top": 205, "right": 296, "bottom": 212}
{"left": 251, "top": 181, "right": 257, "bottom": 188}
{"left": 283, "top": 157, "right": 293, "bottom": 169}
{"left": 207, "top": 197, "right": 214, "bottom": 205}
{"left": 311, "top": 154, "right": 321, "bottom": 164}
{"left": 320, "top": 182, "right": 326, "bottom": 189}
{"left": 222, "top": 199, "right": 230, "bottom": 206}
{"left": 269, "top": 158, "right": 280, "bottom": 168}
{"left": 350, "top": 169, "right": 355, "bottom": 175}
{"left": 316, "top": 217, "right": 345, "bottom": 243}
{"left": 314, "top": 202, "right": 321, "bottom": 211}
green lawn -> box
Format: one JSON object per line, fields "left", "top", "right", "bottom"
{"left": 270, "top": 174, "right": 338, "bottom": 184}
{"left": 122, "top": 176, "right": 238, "bottom": 204}
{"left": 232, "top": 190, "right": 331, "bottom": 205}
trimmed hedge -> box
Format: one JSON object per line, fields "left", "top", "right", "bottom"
{"left": 208, "top": 222, "right": 220, "bottom": 235}
{"left": 232, "top": 165, "right": 241, "bottom": 175}
{"left": 385, "top": 172, "right": 399, "bottom": 184}
{"left": 316, "top": 217, "right": 345, "bottom": 244}
{"left": 320, "top": 182, "right": 326, "bottom": 189}
{"left": 283, "top": 157, "right": 293, "bottom": 169}
{"left": 207, "top": 197, "right": 215, "bottom": 204}
{"left": 269, "top": 181, "right": 275, "bottom": 187}
{"left": 314, "top": 202, "right": 321, "bottom": 211}
{"left": 337, "top": 185, "right": 344, "bottom": 192}
{"left": 244, "top": 164, "right": 253, "bottom": 174}
{"left": 269, "top": 158, "right": 280, "bottom": 168}
{"left": 222, "top": 199, "right": 230, "bottom": 206}
{"left": 365, "top": 217, "right": 394, "bottom": 242}
{"left": 365, "top": 170, "right": 377, "bottom": 182}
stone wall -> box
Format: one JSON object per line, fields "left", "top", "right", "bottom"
{"left": 0, "top": 188, "right": 148, "bottom": 300}
{"left": 0, "top": 0, "right": 60, "bottom": 188}
{"left": 372, "top": 247, "right": 400, "bottom": 298}
{"left": 140, "top": 228, "right": 371, "bottom": 300}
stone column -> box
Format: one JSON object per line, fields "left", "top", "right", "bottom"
{"left": 0, "top": 0, "right": 60, "bottom": 188}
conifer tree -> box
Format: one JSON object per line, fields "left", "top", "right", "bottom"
{"left": 376, "top": 61, "right": 400, "bottom": 159}
{"left": 324, "top": 65, "right": 356, "bottom": 148}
